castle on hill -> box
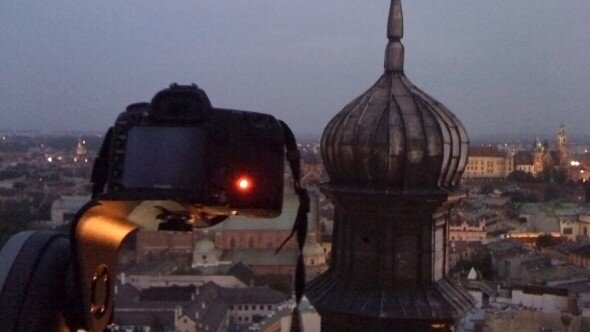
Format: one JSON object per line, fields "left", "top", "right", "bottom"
{"left": 464, "top": 125, "right": 587, "bottom": 182}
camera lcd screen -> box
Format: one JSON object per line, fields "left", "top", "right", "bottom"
{"left": 122, "top": 126, "right": 205, "bottom": 191}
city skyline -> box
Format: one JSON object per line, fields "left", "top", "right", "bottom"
{"left": 1, "top": 2, "right": 589, "bottom": 138}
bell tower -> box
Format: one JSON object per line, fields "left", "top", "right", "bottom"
{"left": 306, "top": 1, "right": 473, "bottom": 331}
{"left": 556, "top": 124, "right": 569, "bottom": 167}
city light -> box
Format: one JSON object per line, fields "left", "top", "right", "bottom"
{"left": 47, "top": 157, "right": 53, "bottom": 162}
{"left": 571, "top": 161, "right": 580, "bottom": 166}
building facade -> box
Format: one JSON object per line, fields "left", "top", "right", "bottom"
{"left": 463, "top": 146, "right": 512, "bottom": 179}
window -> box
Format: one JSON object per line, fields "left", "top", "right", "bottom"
{"left": 563, "top": 228, "right": 573, "bottom": 235}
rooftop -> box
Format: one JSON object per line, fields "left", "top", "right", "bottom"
{"left": 469, "top": 146, "right": 506, "bottom": 158}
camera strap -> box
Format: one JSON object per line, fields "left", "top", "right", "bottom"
{"left": 276, "top": 120, "right": 310, "bottom": 332}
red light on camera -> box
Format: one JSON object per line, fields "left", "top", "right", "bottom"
{"left": 236, "top": 176, "right": 252, "bottom": 192}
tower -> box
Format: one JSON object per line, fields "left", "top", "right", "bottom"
{"left": 533, "top": 135, "right": 546, "bottom": 174}
{"left": 74, "top": 137, "right": 87, "bottom": 157}
{"left": 556, "top": 124, "right": 569, "bottom": 167}
{"left": 306, "top": 1, "right": 473, "bottom": 331}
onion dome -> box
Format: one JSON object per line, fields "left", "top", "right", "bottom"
{"left": 321, "top": 0, "right": 468, "bottom": 189}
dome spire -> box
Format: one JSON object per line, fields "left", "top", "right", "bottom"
{"left": 385, "top": 0, "right": 404, "bottom": 72}
{"left": 387, "top": 0, "right": 403, "bottom": 39}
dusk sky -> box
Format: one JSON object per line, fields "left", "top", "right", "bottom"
{"left": 1, "top": 1, "right": 589, "bottom": 140}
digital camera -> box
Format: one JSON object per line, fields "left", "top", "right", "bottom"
{"left": 97, "top": 84, "right": 285, "bottom": 218}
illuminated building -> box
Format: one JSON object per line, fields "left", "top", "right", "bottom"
{"left": 73, "top": 137, "right": 87, "bottom": 157}
{"left": 514, "top": 126, "right": 573, "bottom": 178}
{"left": 463, "top": 146, "right": 513, "bottom": 179}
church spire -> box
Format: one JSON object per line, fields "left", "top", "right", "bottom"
{"left": 557, "top": 124, "right": 567, "bottom": 147}
{"left": 385, "top": 0, "right": 404, "bottom": 72}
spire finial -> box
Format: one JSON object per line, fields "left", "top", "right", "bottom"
{"left": 387, "top": 0, "right": 403, "bottom": 40}
{"left": 385, "top": 0, "right": 404, "bottom": 72}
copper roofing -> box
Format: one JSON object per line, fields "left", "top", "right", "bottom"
{"left": 321, "top": 0, "right": 469, "bottom": 189}
{"left": 468, "top": 146, "right": 506, "bottom": 158}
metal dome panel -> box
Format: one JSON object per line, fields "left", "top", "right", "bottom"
{"left": 321, "top": 0, "right": 468, "bottom": 190}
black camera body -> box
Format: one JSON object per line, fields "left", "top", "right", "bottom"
{"left": 100, "top": 84, "right": 285, "bottom": 218}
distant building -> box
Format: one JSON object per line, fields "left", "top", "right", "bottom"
{"left": 517, "top": 203, "right": 553, "bottom": 232}
{"left": 448, "top": 241, "right": 485, "bottom": 271}
{"left": 73, "top": 137, "right": 87, "bottom": 157}
{"left": 556, "top": 125, "right": 570, "bottom": 168}
{"left": 464, "top": 126, "right": 575, "bottom": 181}
{"left": 192, "top": 238, "right": 224, "bottom": 268}
{"left": 511, "top": 286, "right": 569, "bottom": 313}
{"left": 532, "top": 136, "right": 553, "bottom": 175}
{"left": 210, "top": 190, "right": 319, "bottom": 251}
{"left": 174, "top": 281, "right": 290, "bottom": 331}
{"left": 449, "top": 219, "right": 487, "bottom": 242}
{"left": 569, "top": 245, "right": 590, "bottom": 270}
{"left": 516, "top": 126, "right": 572, "bottom": 177}
{"left": 514, "top": 150, "right": 535, "bottom": 175}
{"left": 121, "top": 273, "right": 248, "bottom": 291}
{"left": 258, "top": 298, "right": 321, "bottom": 332}
{"left": 555, "top": 204, "right": 590, "bottom": 239}
{"left": 463, "top": 146, "right": 512, "bottom": 179}
{"left": 113, "top": 280, "right": 289, "bottom": 331}
{"left": 581, "top": 214, "right": 590, "bottom": 237}
{"left": 570, "top": 155, "right": 590, "bottom": 183}
{"left": 485, "top": 239, "right": 531, "bottom": 284}
{"left": 136, "top": 230, "right": 197, "bottom": 263}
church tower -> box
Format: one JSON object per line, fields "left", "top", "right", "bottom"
{"left": 306, "top": 1, "right": 473, "bottom": 330}
{"left": 556, "top": 124, "right": 569, "bottom": 167}
{"left": 74, "top": 137, "right": 87, "bottom": 157}
{"left": 532, "top": 135, "right": 546, "bottom": 175}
